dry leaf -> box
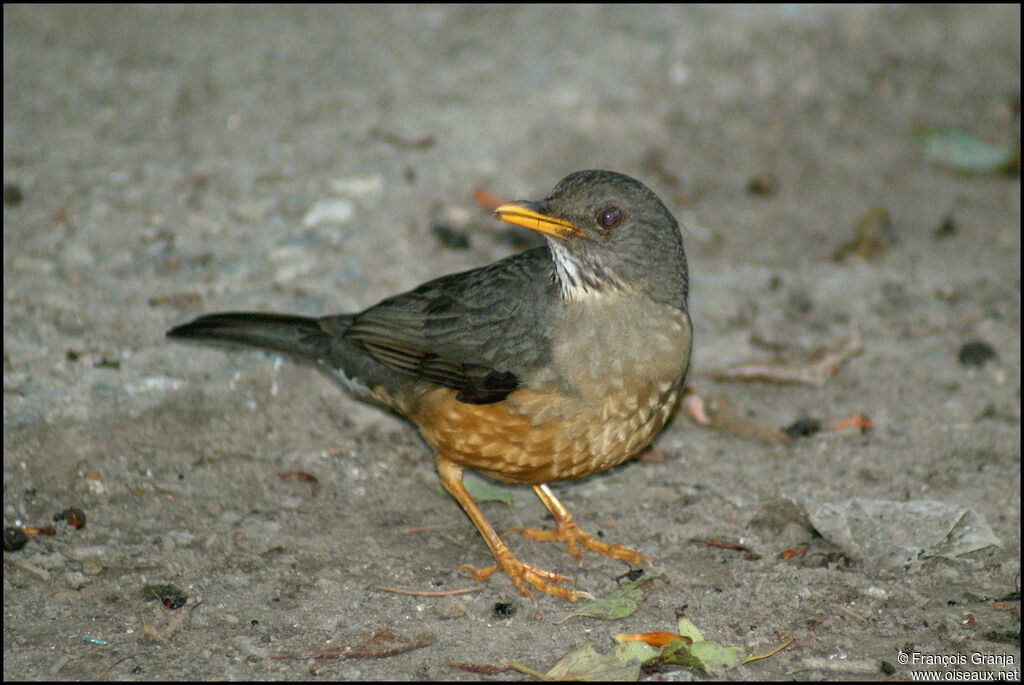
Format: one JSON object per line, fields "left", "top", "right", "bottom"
{"left": 705, "top": 330, "right": 863, "bottom": 386}
{"left": 703, "top": 394, "right": 790, "bottom": 444}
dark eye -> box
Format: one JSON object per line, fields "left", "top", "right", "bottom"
{"left": 599, "top": 207, "right": 621, "bottom": 229}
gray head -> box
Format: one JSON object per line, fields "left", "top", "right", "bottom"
{"left": 494, "top": 170, "right": 688, "bottom": 310}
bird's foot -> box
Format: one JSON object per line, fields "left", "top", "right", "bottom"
{"left": 512, "top": 517, "right": 650, "bottom": 567}
{"left": 460, "top": 549, "right": 594, "bottom": 602}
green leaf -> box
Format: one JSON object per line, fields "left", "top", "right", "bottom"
{"left": 462, "top": 471, "right": 517, "bottom": 507}
{"left": 648, "top": 615, "right": 745, "bottom": 674}
{"left": 556, "top": 577, "right": 656, "bottom": 624}
{"left": 919, "top": 126, "right": 1018, "bottom": 175}
{"left": 544, "top": 643, "right": 648, "bottom": 681}
{"left": 676, "top": 615, "right": 704, "bottom": 642}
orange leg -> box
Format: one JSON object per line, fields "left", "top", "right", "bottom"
{"left": 436, "top": 458, "right": 593, "bottom": 602}
{"left": 514, "top": 484, "right": 650, "bottom": 566}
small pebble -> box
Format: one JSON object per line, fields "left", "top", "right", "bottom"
{"left": 433, "top": 596, "right": 467, "bottom": 619}
{"left": 933, "top": 215, "right": 958, "bottom": 239}
{"left": 232, "top": 635, "right": 269, "bottom": 660}
{"left": 64, "top": 571, "right": 87, "bottom": 589}
{"left": 746, "top": 172, "right": 779, "bottom": 196}
{"left": 82, "top": 556, "right": 104, "bottom": 575}
{"left": 4, "top": 527, "right": 28, "bottom": 552}
{"left": 784, "top": 417, "right": 822, "bottom": 439}
{"left": 3, "top": 183, "right": 24, "bottom": 206}
{"left": 143, "top": 583, "right": 187, "bottom": 609}
{"left": 302, "top": 198, "right": 354, "bottom": 227}
{"left": 431, "top": 223, "right": 471, "bottom": 250}
{"left": 328, "top": 174, "right": 384, "bottom": 196}
{"left": 958, "top": 340, "right": 997, "bottom": 367}
{"left": 54, "top": 507, "right": 86, "bottom": 530}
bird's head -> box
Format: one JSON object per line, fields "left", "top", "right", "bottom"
{"left": 495, "top": 170, "right": 688, "bottom": 308}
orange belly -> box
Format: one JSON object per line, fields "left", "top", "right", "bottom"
{"left": 405, "top": 383, "right": 681, "bottom": 484}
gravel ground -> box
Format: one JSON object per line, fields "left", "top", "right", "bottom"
{"left": 4, "top": 5, "right": 1020, "bottom": 681}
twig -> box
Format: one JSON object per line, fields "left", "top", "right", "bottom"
{"left": 375, "top": 584, "right": 484, "bottom": 597}
{"left": 743, "top": 632, "right": 796, "bottom": 664}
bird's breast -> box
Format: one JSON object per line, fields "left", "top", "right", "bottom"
{"left": 407, "top": 293, "right": 691, "bottom": 484}
{"left": 544, "top": 292, "right": 691, "bottom": 401}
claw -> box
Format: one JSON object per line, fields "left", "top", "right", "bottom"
{"left": 521, "top": 484, "right": 651, "bottom": 566}
{"left": 460, "top": 553, "right": 590, "bottom": 602}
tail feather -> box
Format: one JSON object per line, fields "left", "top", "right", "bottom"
{"left": 167, "top": 312, "right": 348, "bottom": 366}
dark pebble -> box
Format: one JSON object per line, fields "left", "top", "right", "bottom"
{"left": 4, "top": 527, "right": 28, "bottom": 552}
{"left": 3, "top": 183, "right": 24, "bottom": 206}
{"left": 144, "top": 583, "right": 188, "bottom": 609}
{"left": 431, "top": 223, "right": 471, "bottom": 250}
{"left": 958, "top": 341, "right": 997, "bottom": 367}
{"left": 784, "top": 417, "right": 822, "bottom": 439}
{"left": 491, "top": 601, "right": 516, "bottom": 618}
{"left": 933, "top": 215, "right": 958, "bottom": 239}
{"left": 746, "top": 172, "right": 779, "bottom": 196}
{"left": 54, "top": 507, "right": 87, "bottom": 529}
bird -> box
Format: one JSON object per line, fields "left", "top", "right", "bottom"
{"left": 167, "top": 170, "right": 692, "bottom": 601}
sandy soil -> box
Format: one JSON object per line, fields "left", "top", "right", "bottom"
{"left": 4, "top": 5, "right": 1019, "bottom": 680}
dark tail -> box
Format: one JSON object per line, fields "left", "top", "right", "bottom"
{"left": 167, "top": 312, "right": 350, "bottom": 365}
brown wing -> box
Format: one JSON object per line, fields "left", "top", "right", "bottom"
{"left": 332, "top": 247, "right": 558, "bottom": 404}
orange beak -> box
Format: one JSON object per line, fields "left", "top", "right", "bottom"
{"left": 493, "top": 202, "right": 586, "bottom": 241}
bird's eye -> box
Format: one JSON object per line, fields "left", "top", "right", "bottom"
{"left": 599, "top": 207, "right": 621, "bottom": 229}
